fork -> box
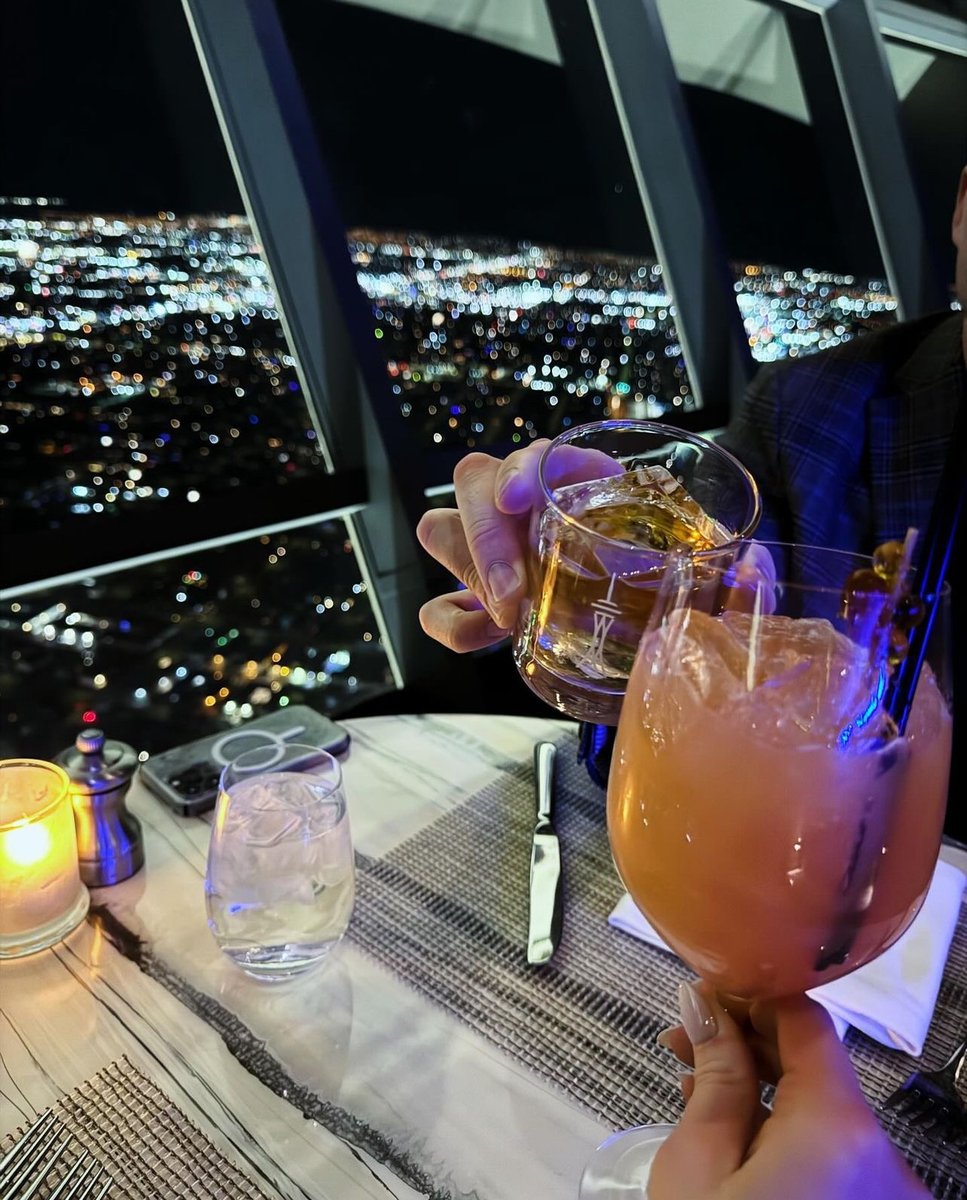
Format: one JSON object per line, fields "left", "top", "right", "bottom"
{"left": 884, "top": 1031, "right": 967, "bottom": 1144}
{"left": 0, "top": 1109, "right": 113, "bottom": 1200}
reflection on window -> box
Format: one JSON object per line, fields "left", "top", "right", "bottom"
{"left": 1, "top": 520, "right": 394, "bottom": 760}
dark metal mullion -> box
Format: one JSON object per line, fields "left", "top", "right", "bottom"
{"left": 579, "top": 0, "right": 756, "bottom": 420}
{"left": 183, "top": 2, "right": 346, "bottom": 470}
{"left": 873, "top": 0, "right": 967, "bottom": 57}
{"left": 240, "top": 0, "right": 433, "bottom": 523}
{"left": 183, "top": 0, "right": 447, "bottom": 690}
{"left": 770, "top": 0, "right": 949, "bottom": 318}
{"left": 783, "top": 10, "right": 883, "bottom": 276}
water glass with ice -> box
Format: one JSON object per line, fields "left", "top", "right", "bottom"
{"left": 205, "top": 741, "right": 355, "bottom": 980}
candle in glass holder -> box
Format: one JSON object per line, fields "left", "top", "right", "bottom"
{"left": 0, "top": 759, "right": 90, "bottom": 958}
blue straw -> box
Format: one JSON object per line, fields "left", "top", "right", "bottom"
{"left": 884, "top": 402, "right": 964, "bottom": 734}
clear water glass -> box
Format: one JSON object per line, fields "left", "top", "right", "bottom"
{"left": 205, "top": 741, "right": 355, "bottom": 980}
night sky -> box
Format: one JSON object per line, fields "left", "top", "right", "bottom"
{"left": 3, "top": 0, "right": 964, "bottom": 277}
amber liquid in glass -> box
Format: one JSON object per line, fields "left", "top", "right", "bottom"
{"left": 515, "top": 467, "right": 730, "bottom": 721}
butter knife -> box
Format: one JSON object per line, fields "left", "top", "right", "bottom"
{"left": 527, "top": 741, "right": 563, "bottom": 965}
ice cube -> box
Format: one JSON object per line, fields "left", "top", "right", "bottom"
{"left": 649, "top": 609, "right": 888, "bottom": 749}
{"left": 552, "top": 465, "right": 732, "bottom": 551}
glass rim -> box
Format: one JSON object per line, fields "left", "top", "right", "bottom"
{"left": 537, "top": 418, "right": 762, "bottom": 550}
{"left": 711, "top": 540, "right": 952, "bottom": 602}
{"left": 219, "top": 741, "right": 343, "bottom": 806}
{"left": 0, "top": 759, "right": 71, "bottom": 829}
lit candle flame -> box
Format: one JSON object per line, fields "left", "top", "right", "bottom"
{"left": 2, "top": 820, "right": 53, "bottom": 868}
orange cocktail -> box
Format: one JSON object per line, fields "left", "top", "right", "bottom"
{"left": 607, "top": 546, "right": 952, "bottom": 1000}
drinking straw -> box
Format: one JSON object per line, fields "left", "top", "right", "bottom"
{"left": 884, "top": 399, "right": 964, "bottom": 734}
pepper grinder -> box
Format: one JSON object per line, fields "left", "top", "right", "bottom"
{"left": 56, "top": 729, "right": 144, "bottom": 886}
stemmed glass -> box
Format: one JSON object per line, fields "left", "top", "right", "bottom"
{"left": 580, "top": 541, "right": 953, "bottom": 1196}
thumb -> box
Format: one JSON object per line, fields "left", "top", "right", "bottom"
{"left": 650, "top": 982, "right": 761, "bottom": 1196}
{"left": 769, "top": 994, "right": 870, "bottom": 1105}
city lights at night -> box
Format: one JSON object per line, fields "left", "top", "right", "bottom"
{"left": 1, "top": 520, "right": 391, "bottom": 758}
{"left": 350, "top": 230, "right": 898, "bottom": 451}
{"left": 1, "top": 212, "right": 321, "bottom": 529}
{"left": 1, "top": 207, "right": 901, "bottom": 757}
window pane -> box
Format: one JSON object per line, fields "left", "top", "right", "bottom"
{"left": 1, "top": 3, "right": 394, "bottom": 752}
{"left": 664, "top": 0, "right": 888, "bottom": 279}
{"left": 1, "top": 212, "right": 331, "bottom": 533}
{"left": 353, "top": 234, "right": 690, "bottom": 454}
{"left": 661, "top": 0, "right": 958, "bottom": 365}
{"left": 1, "top": 520, "right": 394, "bottom": 759}
{"left": 278, "top": 0, "right": 702, "bottom": 473}
{"left": 888, "top": 40, "right": 966, "bottom": 290}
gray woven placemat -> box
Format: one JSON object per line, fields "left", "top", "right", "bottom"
{"left": 350, "top": 730, "right": 967, "bottom": 1200}
{"left": 0, "top": 1058, "right": 273, "bottom": 1199}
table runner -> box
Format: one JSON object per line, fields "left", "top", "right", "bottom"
{"left": 350, "top": 731, "right": 967, "bottom": 1200}
{"left": 0, "top": 1058, "right": 273, "bottom": 1199}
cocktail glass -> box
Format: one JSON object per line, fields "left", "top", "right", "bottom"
{"left": 580, "top": 541, "right": 952, "bottom": 1196}
{"left": 511, "top": 420, "right": 761, "bottom": 724}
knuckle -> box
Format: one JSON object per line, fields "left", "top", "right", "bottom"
{"left": 696, "top": 1057, "right": 741, "bottom": 1086}
{"left": 459, "top": 559, "right": 485, "bottom": 599}
{"left": 419, "top": 600, "right": 457, "bottom": 651}
{"left": 504, "top": 440, "right": 546, "bottom": 478}
{"left": 418, "top": 600, "right": 434, "bottom": 633}
{"left": 453, "top": 452, "right": 494, "bottom": 487}
{"left": 693, "top": 1054, "right": 759, "bottom": 1102}
{"left": 460, "top": 506, "right": 501, "bottom": 551}
{"left": 415, "top": 508, "right": 441, "bottom": 552}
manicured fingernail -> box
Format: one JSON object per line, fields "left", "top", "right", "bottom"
{"left": 487, "top": 560, "right": 521, "bottom": 606}
{"left": 678, "top": 981, "right": 718, "bottom": 1046}
{"left": 656, "top": 1025, "right": 691, "bottom": 1068}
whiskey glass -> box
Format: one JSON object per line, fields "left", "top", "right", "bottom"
{"left": 512, "top": 420, "right": 761, "bottom": 724}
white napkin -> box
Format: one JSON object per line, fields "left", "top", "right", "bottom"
{"left": 609, "top": 857, "right": 965, "bottom": 1055}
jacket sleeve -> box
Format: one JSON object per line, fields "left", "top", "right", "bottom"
{"left": 717, "top": 363, "right": 796, "bottom": 545}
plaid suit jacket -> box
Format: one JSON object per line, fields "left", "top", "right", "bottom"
{"left": 719, "top": 310, "right": 965, "bottom": 836}
{"left": 718, "top": 311, "right": 964, "bottom": 580}
{"left": 584, "top": 315, "right": 965, "bottom": 834}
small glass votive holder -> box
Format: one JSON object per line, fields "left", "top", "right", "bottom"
{"left": 0, "top": 759, "right": 90, "bottom": 958}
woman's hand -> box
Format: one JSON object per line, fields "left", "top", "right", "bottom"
{"left": 649, "top": 984, "right": 928, "bottom": 1200}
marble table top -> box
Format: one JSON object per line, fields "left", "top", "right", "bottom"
{"left": 1, "top": 713, "right": 608, "bottom": 1200}
{"left": 2, "top": 713, "right": 964, "bottom": 1200}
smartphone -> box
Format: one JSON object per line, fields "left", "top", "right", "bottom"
{"left": 139, "top": 706, "right": 351, "bottom": 817}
